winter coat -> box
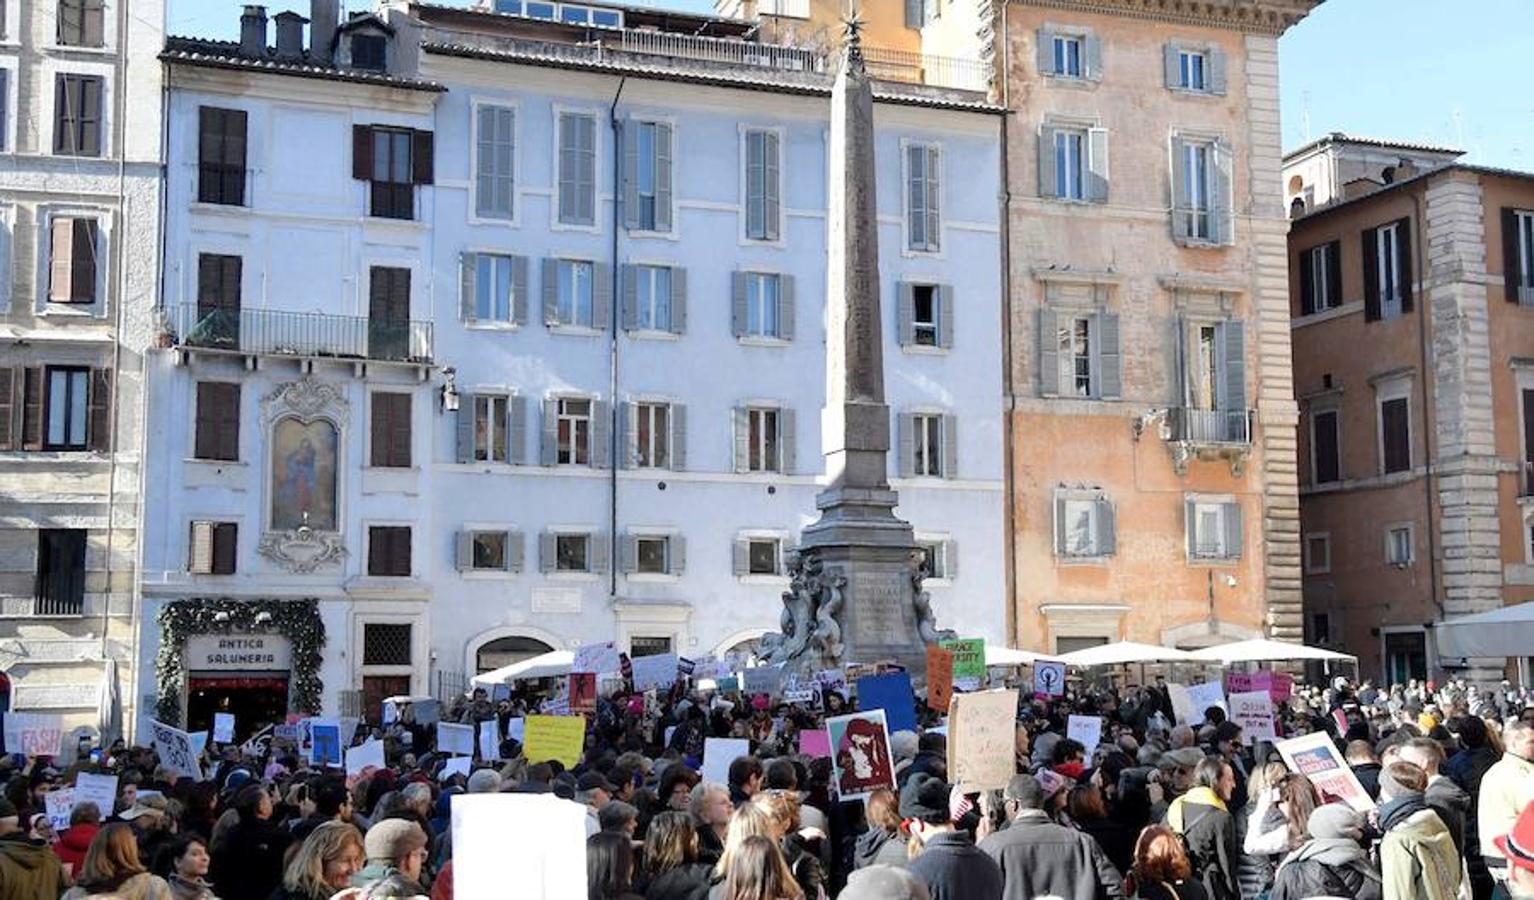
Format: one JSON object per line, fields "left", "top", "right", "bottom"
{"left": 1352, "top": 763, "right": 1383, "bottom": 801}
{"left": 1268, "top": 837, "right": 1383, "bottom": 900}
{"left": 1129, "top": 880, "right": 1209, "bottom": 900}
{"left": 1166, "top": 787, "right": 1239, "bottom": 900}
{"left": 781, "top": 833, "right": 824, "bottom": 900}
{"left": 62, "top": 872, "right": 173, "bottom": 900}
{"left": 167, "top": 874, "right": 220, "bottom": 900}
{"left": 1378, "top": 795, "right": 1462, "bottom": 900}
{"left": 978, "top": 809, "right": 1126, "bottom": 900}
{"left": 0, "top": 834, "right": 67, "bottom": 900}
{"left": 852, "top": 828, "right": 907, "bottom": 870}
{"left": 1423, "top": 774, "right": 1470, "bottom": 860}
{"left": 1234, "top": 803, "right": 1285, "bottom": 899}
{"left": 351, "top": 862, "right": 426, "bottom": 895}
{"left": 1478, "top": 751, "right": 1534, "bottom": 871}
{"left": 1077, "top": 815, "right": 1136, "bottom": 877}
{"left": 210, "top": 817, "right": 292, "bottom": 900}
{"left": 644, "top": 863, "right": 712, "bottom": 900}
{"left": 53, "top": 822, "right": 100, "bottom": 874}
{"left": 905, "top": 830, "right": 1003, "bottom": 900}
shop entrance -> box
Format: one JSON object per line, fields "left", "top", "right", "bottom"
{"left": 187, "top": 673, "right": 290, "bottom": 742}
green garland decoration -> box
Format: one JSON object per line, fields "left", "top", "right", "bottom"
{"left": 155, "top": 597, "right": 326, "bottom": 726}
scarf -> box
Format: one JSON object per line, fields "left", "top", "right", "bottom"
{"left": 1279, "top": 837, "right": 1382, "bottom": 883}
{"left": 1168, "top": 785, "right": 1228, "bottom": 831}
{"left": 1378, "top": 792, "right": 1430, "bottom": 834}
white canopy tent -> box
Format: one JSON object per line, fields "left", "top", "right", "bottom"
{"left": 1188, "top": 638, "right": 1356, "bottom": 665}
{"left": 1434, "top": 602, "right": 1534, "bottom": 658}
{"left": 985, "top": 645, "right": 1045, "bottom": 667}
{"left": 469, "top": 649, "right": 574, "bottom": 688}
{"left": 1056, "top": 641, "right": 1202, "bottom": 667}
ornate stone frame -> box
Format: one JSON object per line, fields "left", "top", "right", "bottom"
{"left": 257, "top": 377, "right": 349, "bottom": 573}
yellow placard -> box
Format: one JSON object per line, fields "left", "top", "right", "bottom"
{"left": 522, "top": 715, "right": 585, "bottom": 768}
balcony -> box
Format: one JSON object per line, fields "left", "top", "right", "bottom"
{"left": 1165, "top": 407, "right": 1254, "bottom": 476}
{"left": 167, "top": 304, "right": 434, "bottom": 366}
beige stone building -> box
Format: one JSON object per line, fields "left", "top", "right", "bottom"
{"left": 996, "top": 0, "right": 1317, "bottom": 654}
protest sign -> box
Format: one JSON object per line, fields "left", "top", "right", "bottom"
{"left": 716, "top": 676, "right": 741, "bottom": 693}
{"left": 1229, "top": 691, "right": 1277, "bottom": 744}
{"left": 414, "top": 698, "right": 440, "bottom": 725}
{"left": 568, "top": 673, "right": 597, "bottom": 713}
{"left": 926, "top": 645, "right": 954, "bottom": 713}
{"left": 240, "top": 725, "right": 273, "bottom": 760}
{"left": 340, "top": 718, "right": 360, "bottom": 746}
{"left": 74, "top": 773, "right": 118, "bottom": 818}
{"left": 814, "top": 669, "right": 847, "bottom": 698}
{"left": 4, "top": 713, "right": 64, "bottom": 758}
{"left": 383, "top": 700, "right": 399, "bottom": 725}
{"left": 1269, "top": 672, "right": 1294, "bottom": 703}
{"left": 478, "top": 719, "right": 501, "bottom": 760}
{"left": 437, "top": 722, "right": 475, "bottom": 756}
{"left": 45, "top": 788, "right": 76, "bottom": 832}
{"left": 1067, "top": 714, "right": 1104, "bottom": 753}
{"left": 940, "top": 638, "right": 986, "bottom": 689}
{"left": 452, "top": 794, "right": 586, "bottom": 900}
{"left": 150, "top": 720, "right": 202, "bottom": 781}
{"left": 1034, "top": 660, "right": 1066, "bottom": 698}
{"left": 189, "top": 731, "right": 209, "bottom": 758}
{"left": 826, "top": 710, "right": 895, "bottom": 801}
{"left": 1276, "top": 732, "right": 1375, "bottom": 812}
{"left": 741, "top": 665, "right": 783, "bottom": 696}
{"left": 632, "top": 653, "right": 679, "bottom": 692}
{"left": 573, "top": 642, "right": 621, "bottom": 675}
{"left": 506, "top": 717, "right": 526, "bottom": 744}
{"left": 274, "top": 724, "right": 300, "bottom": 743}
{"left": 799, "top": 729, "right": 831, "bottom": 759}
{"left": 442, "top": 757, "right": 472, "bottom": 780}
{"left": 1186, "top": 681, "right": 1228, "bottom": 719}
{"left": 346, "top": 739, "right": 385, "bottom": 776}
{"left": 701, "top": 738, "right": 751, "bottom": 785}
{"left": 539, "top": 696, "right": 571, "bottom": 716}
{"left": 523, "top": 715, "right": 584, "bottom": 767}
{"left": 309, "top": 719, "right": 342, "bottom": 768}
{"left": 856, "top": 672, "right": 917, "bottom": 734}
{"left": 948, "top": 689, "right": 1019, "bottom": 792}
{"left": 1224, "top": 672, "right": 1253, "bottom": 694}
{"left": 213, "top": 713, "right": 235, "bottom": 744}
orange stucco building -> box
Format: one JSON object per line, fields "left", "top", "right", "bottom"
{"left": 1285, "top": 137, "right": 1534, "bottom": 684}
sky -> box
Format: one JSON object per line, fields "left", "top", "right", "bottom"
{"left": 170, "top": 0, "right": 1532, "bottom": 168}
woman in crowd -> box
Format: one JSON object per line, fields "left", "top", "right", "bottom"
{"left": 851, "top": 789, "right": 906, "bottom": 870}
{"left": 643, "top": 811, "right": 713, "bottom": 900}
{"left": 1268, "top": 804, "right": 1382, "bottom": 900}
{"left": 270, "top": 821, "right": 365, "bottom": 900}
{"left": 715, "top": 835, "right": 804, "bottom": 900}
{"left": 162, "top": 834, "right": 219, "bottom": 900}
{"left": 1123, "top": 825, "right": 1210, "bottom": 900}
{"left": 1070, "top": 783, "right": 1135, "bottom": 876}
{"left": 1240, "top": 771, "right": 1318, "bottom": 897}
{"left": 63, "top": 823, "right": 174, "bottom": 900}
{"left": 209, "top": 785, "right": 291, "bottom": 900}
{"left": 588, "top": 831, "right": 645, "bottom": 900}
{"left": 751, "top": 790, "right": 823, "bottom": 900}
{"left": 659, "top": 767, "right": 702, "bottom": 814}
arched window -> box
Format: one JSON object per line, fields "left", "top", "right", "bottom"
{"left": 476, "top": 635, "right": 554, "bottom": 673}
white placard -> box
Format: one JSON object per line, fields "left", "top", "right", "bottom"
{"left": 346, "top": 738, "right": 386, "bottom": 776}
{"left": 212, "top": 713, "right": 235, "bottom": 744}
{"left": 1184, "top": 681, "right": 1229, "bottom": 722}
{"left": 478, "top": 720, "right": 500, "bottom": 760}
{"left": 1033, "top": 660, "right": 1066, "bottom": 697}
{"left": 73, "top": 773, "right": 118, "bottom": 818}
{"left": 452, "top": 794, "right": 587, "bottom": 899}
{"left": 4, "top": 712, "right": 64, "bottom": 758}
{"left": 1229, "top": 690, "right": 1277, "bottom": 744}
{"left": 573, "top": 642, "right": 620, "bottom": 675}
{"left": 1067, "top": 714, "right": 1104, "bottom": 752}
{"left": 506, "top": 717, "right": 526, "bottom": 744}
{"left": 442, "top": 757, "right": 472, "bottom": 780}
{"left": 631, "top": 653, "right": 679, "bottom": 692}
{"left": 45, "top": 788, "right": 76, "bottom": 832}
{"left": 438, "top": 722, "right": 475, "bottom": 756}
{"left": 149, "top": 720, "right": 202, "bottom": 781}
{"left": 700, "top": 738, "right": 750, "bottom": 786}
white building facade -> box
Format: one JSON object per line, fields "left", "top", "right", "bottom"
{"left": 135, "top": 0, "right": 1002, "bottom": 736}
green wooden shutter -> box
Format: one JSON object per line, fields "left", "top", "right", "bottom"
{"left": 508, "top": 395, "right": 527, "bottom": 465}
{"left": 764, "top": 132, "right": 781, "bottom": 241}
{"left": 778, "top": 274, "right": 796, "bottom": 340}
{"left": 938, "top": 285, "right": 954, "bottom": 350}
{"left": 670, "top": 267, "right": 687, "bottom": 335}
{"left": 1208, "top": 46, "right": 1228, "bottom": 95}
{"left": 622, "top": 120, "right": 640, "bottom": 229}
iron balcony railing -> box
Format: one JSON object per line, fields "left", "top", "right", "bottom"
{"left": 1167, "top": 407, "right": 1254, "bottom": 446}
{"left": 169, "top": 304, "right": 434, "bottom": 364}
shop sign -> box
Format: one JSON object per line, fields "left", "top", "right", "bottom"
{"left": 185, "top": 634, "right": 293, "bottom": 671}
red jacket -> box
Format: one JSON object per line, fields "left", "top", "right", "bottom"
{"left": 53, "top": 822, "right": 99, "bottom": 873}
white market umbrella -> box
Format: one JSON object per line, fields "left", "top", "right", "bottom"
{"left": 1187, "top": 638, "right": 1357, "bottom": 665}
{"left": 1056, "top": 641, "right": 1202, "bottom": 667}
{"left": 985, "top": 645, "right": 1044, "bottom": 667}
{"left": 469, "top": 649, "right": 574, "bottom": 688}
{"left": 1434, "top": 602, "right": 1534, "bottom": 658}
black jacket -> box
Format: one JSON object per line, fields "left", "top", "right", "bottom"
{"left": 1268, "top": 839, "right": 1383, "bottom": 900}
{"left": 906, "top": 830, "right": 1003, "bottom": 900}
{"left": 644, "top": 864, "right": 712, "bottom": 900}
{"left": 1077, "top": 815, "right": 1137, "bottom": 877}
{"left": 979, "top": 810, "right": 1125, "bottom": 900}
{"left": 213, "top": 817, "right": 293, "bottom": 900}
{"left": 1165, "top": 790, "right": 1237, "bottom": 900}
{"left": 1424, "top": 775, "right": 1470, "bottom": 860}
{"left": 1352, "top": 763, "right": 1383, "bottom": 801}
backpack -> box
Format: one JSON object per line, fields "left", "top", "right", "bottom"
{"left": 1171, "top": 804, "right": 1212, "bottom": 879}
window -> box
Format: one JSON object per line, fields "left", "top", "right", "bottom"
{"left": 195, "top": 253, "right": 242, "bottom": 347}
{"left": 559, "top": 4, "right": 621, "bottom": 26}
{"left": 1186, "top": 497, "right": 1241, "bottom": 561}
{"left": 35, "top": 529, "right": 87, "bottom": 616}
{"left": 635, "top": 402, "right": 670, "bottom": 469}
{"left": 739, "top": 272, "right": 782, "bottom": 339}
{"left": 1172, "top": 136, "right": 1231, "bottom": 244}
{"left": 188, "top": 521, "right": 237, "bottom": 575}
{"left": 367, "top": 526, "right": 412, "bottom": 577}
{"left": 1310, "top": 408, "right": 1340, "bottom": 484}
{"left": 1505, "top": 208, "right": 1534, "bottom": 305}
{"left": 624, "top": 120, "right": 672, "bottom": 232}
{"left": 746, "top": 407, "right": 780, "bottom": 473}
{"left": 911, "top": 285, "right": 940, "bottom": 346}
{"left": 906, "top": 143, "right": 941, "bottom": 251}
{"left": 1052, "top": 34, "right": 1082, "bottom": 77}
{"left": 44, "top": 367, "right": 88, "bottom": 450}
{"left": 1363, "top": 218, "right": 1412, "bottom": 321}
{"left": 630, "top": 635, "right": 672, "bottom": 658}
{"left": 1383, "top": 630, "right": 1426, "bottom": 683}
{"left": 475, "top": 105, "right": 515, "bottom": 219}
{"left": 468, "top": 253, "right": 523, "bottom": 324}
{"left": 57, "top": 0, "right": 104, "bottom": 47}
{"left": 362, "top": 623, "right": 413, "bottom": 666}
{"left": 558, "top": 112, "right": 597, "bottom": 226}
{"left": 456, "top": 529, "right": 522, "bottom": 572}
{"left": 1165, "top": 43, "right": 1225, "bottom": 94}
{"left": 54, "top": 74, "right": 103, "bottom": 157}
{"left": 473, "top": 531, "right": 507, "bottom": 569}
{"left": 556, "top": 533, "right": 590, "bottom": 571}
{"left": 1300, "top": 242, "right": 1341, "bottom": 315}
{"left": 557, "top": 397, "right": 591, "bottom": 465}
{"left": 628, "top": 265, "right": 672, "bottom": 332}
{"left": 1056, "top": 493, "right": 1114, "bottom": 559}
{"left": 1378, "top": 391, "right": 1411, "bottom": 474}
{"left": 353, "top": 125, "right": 432, "bottom": 220}
{"left": 1064, "top": 315, "right": 1093, "bottom": 396}
{"left": 746, "top": 538, "right": 780, "bottom": 575}
{"left": 636, "top": 536, "right": 669, "bottom": 574}
{"left": 0, "top": 70, "right": 8, "bottom": 152}
{"left": 744, "top": 129, "right": 781, "bottom": 241}
{"left": 1183, "top": 140, "right": 1211, "bottom": 241}
{"left": 47, "top": 217, "right": 98, "bottom": 304}
{"left": 1179, "top": 50, "right": 1206, "bottom": 90}
{"left": 1309, "top": 612, "right": 1332, "bottom": 645}
{"left": 911, "top": 413, "right": 943, "bottom": 477}
{"left": 1040, "top": 309, "right": 1120, "bottom": 401}
{"left": 351, "top": 34, "right": 387, "bottom": 72}
{"left": 1304, "top": 533, "right": 1330, "bottom": 574}
{"left": 1054, "top": 129, "right": 1085, "bottom": 201}
{"left": 918, "top": 541, "right": 948, "bottom": 579}
{"left": 474, "top": 394, "right": 511, "bottom": 462}
{"left": 1385, "top": 525, "right": 1414, "bottom": 567}
{"left": 194, "top": 382, "right": 240, "bottom": 462}
{"left": 370, "top": 392, "right": 412, "bottom": 468}
{"left": 556, "top": 259, "right": 594, "bottom": 327}
{"left": 198, "top": 107, "right": 247, "bottom": 205}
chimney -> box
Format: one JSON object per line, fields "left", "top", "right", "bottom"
{"left": 310, "top": 0, "right": 339, "bottom": 64}
{"left": 238, "top": 5, "right": 268, "bottom": 58}
{"left": 273, "top": 11, "right": 308, "bottom": 60}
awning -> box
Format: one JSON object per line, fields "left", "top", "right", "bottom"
{"left": 1187, "top": 638, "right": 1357, "bottom": 665}
{"left": 1056, "top": 641, "right": 1202, "bottom": 667}
{"left": 985, "top": 645, "right": 1044, "bottom": 667}
{"left": 469, "top": 649, "right": 574, "bottom": 688}
{"left": 1434, "top": 602, "right": 1534, "bottom": 658}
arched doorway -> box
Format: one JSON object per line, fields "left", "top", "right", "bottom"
{"left": 475, "top": 635, "right": 554, "bottom": 674}
{"left": 713, "top": 629, "right": 768, "bottom": 666}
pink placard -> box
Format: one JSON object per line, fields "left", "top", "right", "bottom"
{"left": 1269, "top": 672, "right": 1293, "bottom": 703}
{"left": 799, "top": 729, "right": 831, "bottom": 759}
{"left": 1225, "top": 673, "right": 1253, "bottom": 694}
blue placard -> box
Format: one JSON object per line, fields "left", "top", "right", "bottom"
{"left": 856, "top": 673, "right": 917, "bottom": 734}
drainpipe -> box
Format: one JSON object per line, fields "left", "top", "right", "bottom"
{"left": 608, "top": 78, "right": 627, "bottom": 599}
{"left": 995, "top": 0, "right": 1018, "bottom": 650}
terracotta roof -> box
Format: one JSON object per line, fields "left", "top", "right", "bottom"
{"left": 1292, "top": 162, "right": 1534, "bottom": 223}
{"left": 1283, "top": 131, "right": 1464, "bottom": 162}
{"left": 161, "top": 36, "right": 447, "bottom": 92}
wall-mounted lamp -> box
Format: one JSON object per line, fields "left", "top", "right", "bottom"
{"left": 440, "top": 366, "right": 460, "bottom": 413}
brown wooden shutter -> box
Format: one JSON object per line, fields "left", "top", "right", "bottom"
{"left": 193, "top": 383, "right": 217, "bottom": 459}
{"left": 78, "top": 76, "right": 102, "bottom": 156}
{"left": 82, "top": 0, "right": 104, "bottom": 46}
{"left": 411, "top": 130, "right": 434, "bottom": 184}
{"left": 212, "top": 523, "right": 238, "bottom": 575}
{"left": 352, "top": 124, "right": 374, "bottom": 180}
{"left": 53, "top": 75, "right": 73, "bottom": 154}
{"left": 195, "top": 382, "right": 240, "bottom": 461}
{"left": 1298, "top": 249, "right": 1315, "bottom": 315}
{"left": 1362, "top": 226, "right": 1380, "bottom": 321}
{"left": 1503, "top": 207, "right": 1522, "bottom": 303}
{"left": 21, "top": 367, "right": 43, "bottom": 450}
{"left": 1326, "top": 241, "right": 1342, "bottom": 309}
{"left": 371, "top": 393, "right": 412, "bottom": 468}
{"left": 0, "top": 369, "right": 15, "bottom": 450}
{"left": 1395, "top": 217, "right": 1413, "bottom": 313}
{"left": 87, "top": 368, "right": 111, "bottom": 451}
{"left": 71, "top": 219, "right": 97, "bottom": 303}
{"left": 49, "top": 217, "right": 74, "bottom": 302}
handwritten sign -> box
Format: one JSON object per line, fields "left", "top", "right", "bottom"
{"left": 1277, "top": 732, "right": 1375, "bottom": 813}
{"left": 799, "top": 729, "right": 831, "bottom": 759}
{"left": 632, "top": 653, "right": 679, "bottom": 692}
{"left": 346, "top": 739, "right": 385, "bottom": 776}
{"left": 506, "top": 717, "right": 526, "bottom": 745}
{"left": 856, "top": 672, "right": 917, "bottom": 734}
{"left": 1269, "top": 672, "right": 1294, "bottom": 703}
{"left": 701, "top": 738, "right": 751, "bottom": 785}
{"left": 442, "top": 757, "right": 472, "bottom": 780}
{"left": 1067, "top": 714, "right": 1103, "bottom": 753}
{"left": 437, "top": 722, "right": 475, "bottom": 756}
{"left": 45, "top": 788, "right": 76, "bottom": 832}
{"left": 741, "top": 665, "right": 783, "bottom": 696}
{"left": 4, "top": 713, "right": 64, "bottom": 758}
{"left": 814, "top": 669, "right": 847, "bottom": 698}
{"left": 1229, "top": 691, "right": 1277, "bottom": 744}
{"left": 926, "top": 645, "right": 954, "bottom": 713}
{"left": 212, "top": 713, "right": 235, "bottom": 744}
{"left": 523, "top": 715, "right": 584, "bottom": 768}
{"left": 573, "top": 642, "right": 620, "bottom": 675}
{"left": 568, "top": 673, "right": 597, "bottom": 712}
{"left": 74, "top": 773, "right": 118, "bottom": 818}
{"left": 1034, "top": 660, "right": 1066, "bottom": 698}
{"left": 1225, "top": 672, "right": 1254, "bottom": 694}
{"left": 149, "top": 720, "right": 202, "bottom": 782}
{"left": 948, "top": 689, "right": 1019, "bottom": 792}
{"left": 1171, "top": 681, "right": 1228, "bottom": 725}
{"left": 940, "top": 638, "right": 986, "bottom": 688}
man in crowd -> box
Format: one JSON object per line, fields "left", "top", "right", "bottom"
{"left": 900, "top": 772, "right": 1001, "bottom": 900}
{"left": 0, "top": 797, "right": 65, "bottom": 900}
{"left": 1400, "top": 737, "right": 1471, "bottom": 859}
{"left": 979, "top": 774, "right": 1123, "bottom": 899}
{"left": 1166, "top": 755, "right": 1239, "bottom": 900}
{"left": 1482, "top": 720, "right": 1534, "bottom": 891}
{"left": 577, "top": 771, "right": 614, "bottom": 837}
{"left": 1495, "top": 801, "right": 1534, "bottom": 899}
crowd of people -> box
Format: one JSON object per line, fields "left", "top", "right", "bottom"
{"left": 1, "top": 670, "right": 1532, "bottom": 900}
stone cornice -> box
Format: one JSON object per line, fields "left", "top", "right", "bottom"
{"left": 1008, "top": 0, "right": 1321, "bottom": 36}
